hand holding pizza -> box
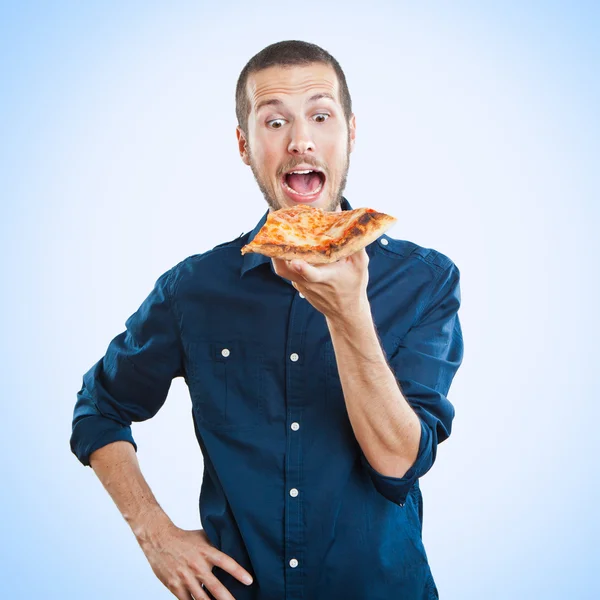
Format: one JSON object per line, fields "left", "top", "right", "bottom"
{"left": 272, "top": 248, "right": 370, "bottom": 321}
{"left": 245, "top": 204, "right": 396, "bottom": 322}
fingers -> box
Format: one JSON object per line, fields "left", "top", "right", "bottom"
{"left": 288, "top": 259, "right": 305, "bottom": 273}
{"left": 184, "top": 578, "right": 210, "bottom": 600}
{"left": 146, "top": 527, "right": 252, "bottom": 600}
{"left": 271, "top": 257, "right": 293, "bottom": 280}
{"left": 209, "top": 549, "right": 254, "bottom": 587}
{"left": 170, "top": 568, "right": 234, "bottom": 600}
{"left": 289, "top": 259, "right": 321, "bottom": 282}
{"left": 199, "top": 572, "right": 238, "bottom": 600}
{"left": 166, "top": 569, "right": 237, "bottom": 600}
{"left": 168, "top": 581, "right": 206, "bottom": 600}
{"left": 272, "top": 257, "right": 315, "bottom": 282}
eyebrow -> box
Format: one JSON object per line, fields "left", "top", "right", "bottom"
{"left": 255, "top": 92, "right": 336, "bottom": 113}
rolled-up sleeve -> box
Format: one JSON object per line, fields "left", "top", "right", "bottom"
{"left": 361, "top": 261, "right": 464, "bottom": 505}
{"left": 70, "top": 267, "right": 183, "bottom": 467}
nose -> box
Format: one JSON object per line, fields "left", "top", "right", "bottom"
{"left": 287, "top": 120, "right": 315, "bottom": 155}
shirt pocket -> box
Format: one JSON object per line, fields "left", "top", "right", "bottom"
{"left": 186, "top": 340, "right": 264, "bottom": 430}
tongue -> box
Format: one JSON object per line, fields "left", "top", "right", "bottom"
{"left": 286, "top": 172, "right": 321, "bottom": 194}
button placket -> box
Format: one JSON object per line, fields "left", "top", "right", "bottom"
{"left": 284, "top": 289, "right": 309, "bottom": 594}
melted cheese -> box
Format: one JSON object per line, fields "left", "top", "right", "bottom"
{"left": 241, "top": 204, "right": 396, "bottom": 263}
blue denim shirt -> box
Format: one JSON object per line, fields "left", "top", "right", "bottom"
{"left": 71, "top": 197, "right": 464, "bottom": 600}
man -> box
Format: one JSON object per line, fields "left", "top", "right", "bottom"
{"left": 71, "top": 40, "right": 464, "bottom": 600}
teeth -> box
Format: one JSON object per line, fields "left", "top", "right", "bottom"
{"left": 283, "top": 178, "right": 324, "bottom": 197}
{"left": 288, "top": 169, "right": 317, "bottom": 175}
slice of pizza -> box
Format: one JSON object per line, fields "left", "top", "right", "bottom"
{"left": 241, "top": 204, "right": 397, "bottom": 264}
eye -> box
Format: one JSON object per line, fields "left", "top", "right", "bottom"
{"left": 267, "top": 118, "right": 286, "bottom": 129}
{"left": 314, "top": 113, "right": 330, "bottom": 123}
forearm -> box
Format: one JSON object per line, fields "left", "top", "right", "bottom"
{"left": 89, "top": 441, "right": 173, "bottom": 543}
{"left": 326, "top": 303, "right": 421, "bottom": 478}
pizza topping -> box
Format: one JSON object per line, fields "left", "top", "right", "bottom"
{"left": 241, "top": 205, "right": 397, "bottom": 264}
{"left": 285, "top": 171, "right": 324, "bottom": 195}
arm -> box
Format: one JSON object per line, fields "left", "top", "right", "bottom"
{"left": 328, "top": 260, "right": 464, "bottom": 505}
{"left": 326, "top": 307, "right": 421, "bottom": 479}
{"left": 273, "top": 251, "right": 464, "bottom": 506}
{"left": 88, "top": 440, "right": 172, "bottom": 541}
{"left": 72, "top": 268, "right": 253, "bottom": 599}
{"left": 70, "top": 269, "right": 183, "bottom": 467}
{"left": 89, "top": 440, "right": 253, "bottom": 598}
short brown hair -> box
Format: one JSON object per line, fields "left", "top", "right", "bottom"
{"left": 235, "top": 40, "right": 353, "bottom": 134}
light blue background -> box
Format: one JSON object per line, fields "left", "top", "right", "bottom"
{"left": 1, "top": 1, "right": 598, "bottom": 598}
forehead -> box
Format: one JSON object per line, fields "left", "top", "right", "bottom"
{"left": 247, "top": 63, "right": 341, "bottom": 111}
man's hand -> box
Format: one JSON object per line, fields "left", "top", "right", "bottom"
{"left": 271, "top": 247, "right": 370, "bottom": 321}
{"left": 87, "top": 443, "right": 250, "bottom": 599}
{"left": 136, "top": 520, "right": 253, "bottom": 600}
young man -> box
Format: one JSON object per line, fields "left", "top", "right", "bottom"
{"left": 71, "top": 40, "right": 464, "bottom": 600}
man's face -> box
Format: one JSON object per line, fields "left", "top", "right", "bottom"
{"left": 236, "top": 63, "right": 356, "bottom": 213}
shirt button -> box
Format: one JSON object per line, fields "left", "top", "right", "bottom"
{"left": 290, "top": 353, "right": 299, "bottom": 362}
{"left": 221, "top": 348, "right": 230, "bottom": 357}
{"left": 289, "top": 559, "right": 299, "bottom": 568}
{"left": 289, "top": 488, "right": 299, "bottom": 497}
{"left": 291, "top": 422, "right": 300, "bottom": 431}
{"left": 380, "top": 238, "right": 389, "bottom": 246}
{"left": 299, "top": 293, "right": 305, "bottom": 298}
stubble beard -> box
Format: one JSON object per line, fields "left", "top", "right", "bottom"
{"left": 247, "top": 134, "right": 351, "bottom": 213}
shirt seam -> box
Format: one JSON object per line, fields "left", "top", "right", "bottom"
{"left": 166, "top": 264, "right": 186, "bottom": 378}
{"left": 412, "top": 252, "right": 450, "bottom": 273}
{"left": 190, "top": 240, "right": 248, "bottom": 261}
{"left": 396, "top": 261, "right": 455, "bottom": 344}
{"left": 371, "top": 243, "right": 450, "bottom": 274}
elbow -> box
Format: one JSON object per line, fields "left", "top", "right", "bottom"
{"left": 360, "top": 420, "right": 435, "bottom": 506}
{"left": 70, "top": 390, "right": 137, "bottom": 467}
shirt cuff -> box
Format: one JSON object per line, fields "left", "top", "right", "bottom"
{"left": 359, "top": 418, "right": 430, "bottom": 506}
{"left": 70, "top": 415, "right": 137, "bottom": 467}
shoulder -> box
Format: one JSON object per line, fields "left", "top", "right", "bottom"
{"left": 371, "top": 233, "right": 458, "bottom": 275}
{"left": 180, "top": 231, "right": 249, "bottom": 268}
{"left": 165, "top": 232, "right": 251, "bottom": 292}
{"left": 371, "top": 234, "right": 462, "bottom": 320}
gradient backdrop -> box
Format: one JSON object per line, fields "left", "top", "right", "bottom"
{"left": 1, "top": 1, "right": 598, "bottom": 598}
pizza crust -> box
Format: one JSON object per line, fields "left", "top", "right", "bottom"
{"left": 241, "top": 205, "right": 397, "bottom": 264}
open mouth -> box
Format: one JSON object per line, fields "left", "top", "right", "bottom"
{"left": 281, "top": 168, "right": 326, "bottom": 201}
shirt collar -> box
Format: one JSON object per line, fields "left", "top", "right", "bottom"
{"left": 240, "top": 196, "right": 354, "bottom": 277}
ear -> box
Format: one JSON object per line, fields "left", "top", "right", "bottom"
{"left": 348, "top": 113, "right": 357, "bottom": 153}
{"left": 236, "top": 126, "right": 251, "bottom": 166}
